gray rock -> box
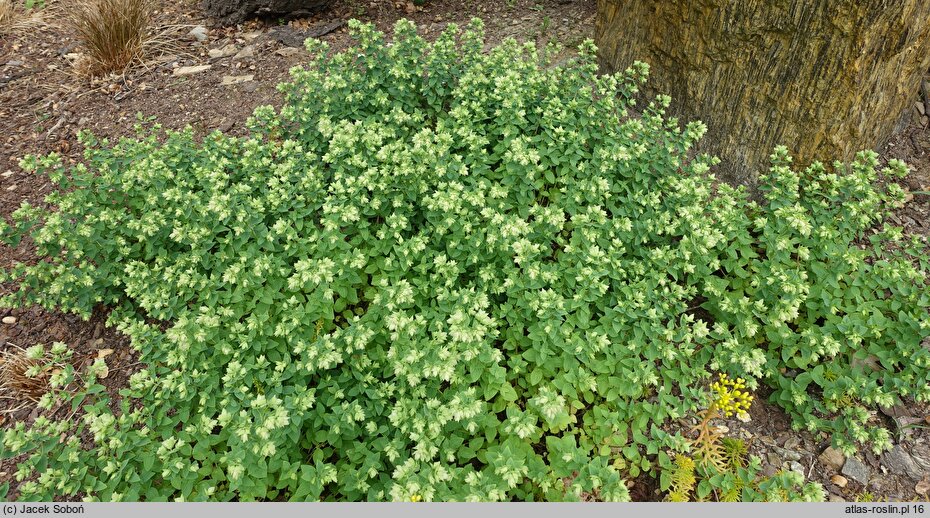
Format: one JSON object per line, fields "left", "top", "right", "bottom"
{"left": 774, "top": 446, "right": 802, "bottom": 462}
{"left": 910, "top": 444, "right": 930, "bottom": 472}
{"left": 762, "top": 463, "right": 778, "bottom": 478}
{"left": 233, "top": 45, "right": 255, "bottom": 60}
{"left": 1, "top": 316, "right": 16, "bottom": 324}
{"left": 783, "top": 436, "right": 801, "bottom": 450}
{"left": 883, "top": 445, "right": 924, "bottom": 481}
{"left": 189, "top": 25, "right": 209, "bottom": 42}
{"left": 274, "top": 47, "right": 300, "bottom": 57}
{"left": 788, "top": 461, "right": 806, "bottom": 476}
{"left": 208, "top": 44, "right": 239, "bottom": 59}
{"left": 828, "top": 493, "right": 846, "bottom": 503}
{"left": 819, "top": 447, "right": 846, "bottom": 471}
{"left": 173, "top": 65, "right": 212, "bottom": 76}
{"left": 841, "top": 457, "right": 871, "bottom": 486}
{"left": 220, "top": 74, "right": 254, "bottom": 85}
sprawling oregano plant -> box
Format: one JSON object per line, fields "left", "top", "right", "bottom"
{"left": 0, "top": 18, "right": 927, "bottom": 501}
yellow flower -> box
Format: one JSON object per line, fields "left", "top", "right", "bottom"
{"left": 712, "top": 374, "right": 754, "bottom": 417}
{"left": 410, "top": 495, "right": 422, "bottom": 502}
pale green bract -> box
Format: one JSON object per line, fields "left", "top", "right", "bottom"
{"left": 1, "top": 18, "right": 927, "bottom": 501}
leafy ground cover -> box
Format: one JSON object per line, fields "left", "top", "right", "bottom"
{"left": 1, "top": 18, "right": 929, "bottom": 502}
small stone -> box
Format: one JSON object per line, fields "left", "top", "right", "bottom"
{"left": 242, "top": 82, "right": 260, "bottom": 93}
{"left": 883, "top": 445, "right": 923, "bottom": 481}
{"left": 233, "top": 45, "right": 255, "bottom": 60}
{"left": 5, "top": 60, "right": 23, "bottom": 66}
{"left": 0, "top": 170, "right": 12, "bottom": 178}
{"left": 1, "top": 316, "right": 16, "bottom": 324}
{"left": 917, "top": 101, "right": 926, "bottom": 116}
{"left": 97, "top": 348, "right": 114, "bottom": 359}
{"left": 714, "top": 425, "right": 729, "bottom": 434}
{"left": 783, "top": 436, "right": 801, "bottom": 450}
{"left": 831, "top": 475, "right": 848, "bottom": 488}
{"left": 819, "top": 447, "right": 846, "bottom": 471}
{"left": 173, "top": 65, "right": 211, "bottom": 76}
{"left": 774, "top": 446, "right": 801, "bottom": 462}
{"left": 188, "top": 25, "right": 209, "bottom": 42}
{"left": 788, "top": 461, "right": 805, "bottom": 476}
{"left": 242, "top": 30, "right": 263, "bottom": 41}
{"left": 275, "top": 47, "right": 300, "bottom": 57}
{"left": 208, "top": 44, "right": 239, "bottom": 59}
{"left": 828, "top": 494, "right": 846, "bottom": 503}
{"left": 762, "top": 463, "right": 778, "bottom": 478}
{"left": 916, "top": 477, "right": 930, "bottom": 497}
{"left": 921, "top": 115, "right": 928, "bottom": 127}
{"left": 841, "top": 457, "right": 871, "bottom": 486}
{"left": 766, "top": 453, "right": 780, "bottom": 466}
{"left": 220, "top": 74, "right": 254, "bottom": 86}
{"left": 736, "top": 412, "right": 751, "bottom": 423}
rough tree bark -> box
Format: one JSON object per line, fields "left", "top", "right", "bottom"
{"left": 203, "top": 0, "right": 333, "bottom": 26}
{"left": 595, "top": 0, "right": 930, "bottom": 189}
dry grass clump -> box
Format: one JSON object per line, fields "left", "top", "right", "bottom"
{"left": 72, "top": 0, "right": 153, "bottom": 76}
{"left": 0, "top": 344, "right": 50, "bottom": 412}
{"left": 0, "top": 0, "right": 15, "bottom": 30}
{"left": 0, "top": 0, "right": 48, "bottom": 35}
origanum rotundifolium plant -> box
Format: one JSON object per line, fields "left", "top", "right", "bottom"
{"left": 1, "top": 18, "right": 928, "bottom": 502}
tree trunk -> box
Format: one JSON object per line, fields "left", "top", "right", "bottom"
{"left": 203, "top": 0, "right": 333, "bottom": 26}
{"left": 595, "top": 0, "right": 930, "bottom": 189}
